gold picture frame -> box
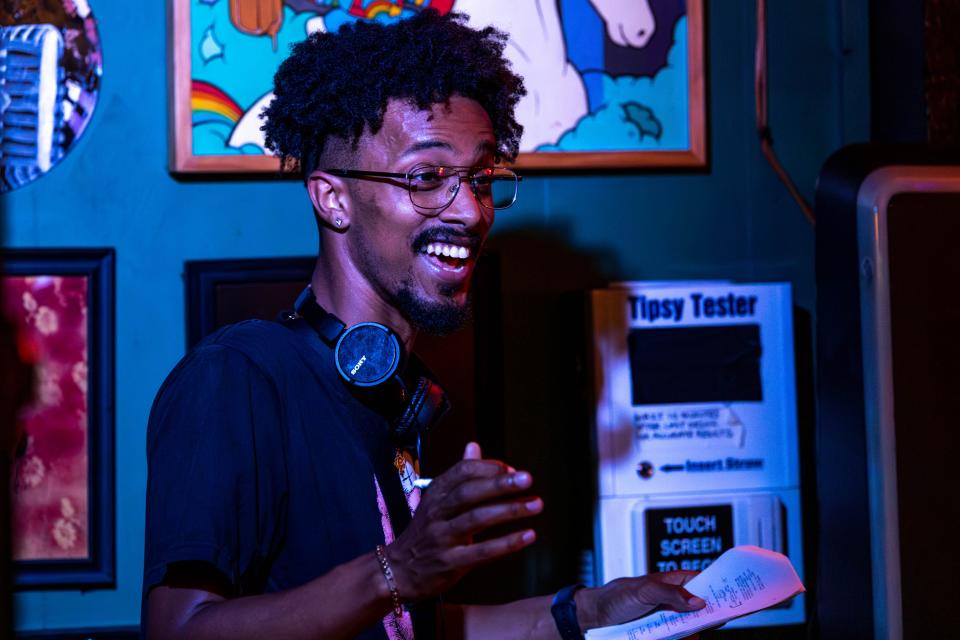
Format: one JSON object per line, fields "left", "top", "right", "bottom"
{"left": 169, "top": 0, "right": 705, "bottom": 173}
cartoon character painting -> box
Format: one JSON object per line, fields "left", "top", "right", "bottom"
{"left": 450, "top": 0, "right": 661, "bottom": 151}
{"left": 180, "top": 0, "right": 702, "bottom": 169}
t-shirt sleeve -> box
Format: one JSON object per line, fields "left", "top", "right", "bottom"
{"left": 142, "top": 344, "right": 286, "bottom": 598}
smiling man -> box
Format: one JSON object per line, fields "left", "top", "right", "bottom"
{"left": 142, "top": 11, "right": 704, "bottom": 640}
{"left": 306, "top": 96, "right": 503, "bottom": 339}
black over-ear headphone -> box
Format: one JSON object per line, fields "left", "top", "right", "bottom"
{"left": 290, "top": 286, "right": 450, "bottom": 444}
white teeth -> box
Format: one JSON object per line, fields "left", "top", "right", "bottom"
{"left": 423, "top": 243, "right": 471, "bottom": 260}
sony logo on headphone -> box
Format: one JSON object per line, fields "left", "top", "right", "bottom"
{"left": 351, "top": 355, "right": 367, "bottom": 376}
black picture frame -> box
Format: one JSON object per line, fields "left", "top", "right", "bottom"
{"left": 184, "top": 256, "right": 316, "bottom": 348}
{"left": 182, "top": 255, "right": 505, "bottom": 464}
{"left": 1, "top": 248, "right": 115, "bottom": 589}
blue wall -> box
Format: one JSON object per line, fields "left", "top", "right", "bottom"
{"left": 4, "top": 0, "right": 869, "bottom": 630}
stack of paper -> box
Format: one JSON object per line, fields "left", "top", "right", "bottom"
{"left": 585, "top": 546, "right": 804, "bottom": 640}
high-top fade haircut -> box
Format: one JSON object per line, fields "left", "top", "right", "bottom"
{"left": 261, "top": 10, "right": 525, "bottom": 180}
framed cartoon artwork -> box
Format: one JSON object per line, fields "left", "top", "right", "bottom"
{"left": 169, "top": 0, "right": 705, "bottom": 172}
{"left": 1, "top": 249, "right": 115, "bottom": 589}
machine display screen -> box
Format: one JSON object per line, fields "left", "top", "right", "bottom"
{"left": 627, "top": 325, "right": 763, "bottom": 405}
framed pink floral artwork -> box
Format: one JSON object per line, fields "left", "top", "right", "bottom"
{"left": 1, "top": 248, "right": 114, "bottom": 589}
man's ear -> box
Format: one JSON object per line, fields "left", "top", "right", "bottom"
{"left": 306, "top": 170, "right": 351, "bottom": 230}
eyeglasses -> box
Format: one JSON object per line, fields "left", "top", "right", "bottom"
{"left": 324, "top": 165, "right": 521, "bottom": 212}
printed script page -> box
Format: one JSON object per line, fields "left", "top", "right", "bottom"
{"left": 585, "top": 546, "right": 804, "bottom": 640}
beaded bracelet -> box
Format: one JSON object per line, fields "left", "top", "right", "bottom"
{"left": 375, "top": 544, "right": 403, "bottom": 617}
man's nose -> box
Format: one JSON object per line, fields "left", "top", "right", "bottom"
{"left": 437, "top": 178, "right": 489, "bottom": 229}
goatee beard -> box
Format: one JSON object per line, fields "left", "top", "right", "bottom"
{"left": 393, "top": 285, "right": 472, "bottom": 336}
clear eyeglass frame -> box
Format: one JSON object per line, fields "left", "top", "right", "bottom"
{"left": 324, "top": 164, "right": 522, "bottom": 212}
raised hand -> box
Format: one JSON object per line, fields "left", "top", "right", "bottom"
{"left": 385, "top": 442, "right": 541, "bottom": 601}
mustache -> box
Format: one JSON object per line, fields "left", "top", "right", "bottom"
{"left": 412, "top": 227, "right": 483, "bottom": 252}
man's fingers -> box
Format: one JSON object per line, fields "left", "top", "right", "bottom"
{"left": 637, "top": 577, "right": 706, "bottom": 611}
{"left": 652, "top": 570, "right": 699, "bottom": 587}
{"left": 679, "top": 590, "right": 706, "bottom": 610}
{"left": 443, "top": 458, "right": 511, "bottom": 484}
{"left": 434, "top": 470, "right": 534, "bottom": 518}
{"left": 446, "top": 497, "right": 543, "bottom": 536}
{"left": 678, "top": 573, "right": 699, "bottom": 587}
{"left": 652, "top": 570, "right": 705, "bottom": 608}
{"left": 446, "top": 529, "right": 536, "bottom": 568}
{"left": 430, "top": 459, "right": 508, "bottom": 493}
{"left": 463, "top": 441, "right": 482, "bottom": 460}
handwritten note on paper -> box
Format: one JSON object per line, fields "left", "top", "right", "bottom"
{"left": 585, "top": 546, "right": 804, "bottom": 640}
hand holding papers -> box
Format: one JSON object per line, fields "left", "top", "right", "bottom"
{"left": 585, "top": 546, "right": 804, "bottom": 640}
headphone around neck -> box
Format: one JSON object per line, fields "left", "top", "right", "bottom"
{"left": 289, "top": 286, "right": 450, "bottom": 445}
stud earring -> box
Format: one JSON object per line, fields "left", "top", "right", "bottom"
{"left": 335, "top": 218, "right": 343, "bottom": 227}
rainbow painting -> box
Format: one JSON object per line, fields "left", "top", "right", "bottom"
{"left": 191, "top": 80, "right": 243, "bottom": 128}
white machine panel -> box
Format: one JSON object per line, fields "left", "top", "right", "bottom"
{"left": 592, "top": 282, "right": 805, "bottom": 628}
{"left": 592, "top": 283, "right": 799, "bottom": 497}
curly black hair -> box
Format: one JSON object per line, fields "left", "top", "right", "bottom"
{"left": 261, "top": 10, "right": 526, "bottom": 179}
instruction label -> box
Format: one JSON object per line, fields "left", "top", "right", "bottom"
{"left": 645, "top": 505, "right": 734, "bottom": 573}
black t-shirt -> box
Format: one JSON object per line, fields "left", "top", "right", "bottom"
{"left": 142, "top": 319, "right": 430, "bottom": 639}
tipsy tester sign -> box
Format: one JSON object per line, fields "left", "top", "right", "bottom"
{"left": 627, "top": 291, "right": 759, "bottom": 324}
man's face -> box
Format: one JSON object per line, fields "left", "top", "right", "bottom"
{"left": 342, "top": 96, "right": 497, "bottom": 334}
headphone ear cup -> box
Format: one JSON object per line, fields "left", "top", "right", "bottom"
{"left": 334, "top": 323, "right": 403, "bottom": 387}
{"left": 292, "top": 288, "right": 450, "bottom": 439}
{"left": 393, "top": 376, "right": 450, "bottom": 442}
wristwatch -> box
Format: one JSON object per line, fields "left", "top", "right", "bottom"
{"left": 550, "top": 583, "right": 586, "bottom": 640}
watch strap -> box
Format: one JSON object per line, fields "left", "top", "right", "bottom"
{"left": 550, "top": 583, "right": 586, "bottom": 640}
